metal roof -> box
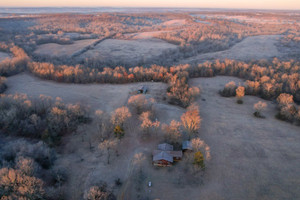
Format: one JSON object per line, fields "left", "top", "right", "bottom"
{"left": 158, "top": 143, "right": 174, "bottom": 151}
{"left": 182, "top": 141, "right": 193, "bottom": 150}
{"left": 153, "top": 150, "right": 182, "bottom": 158}
{"left": 153, "top": 151, "right": 173, "bottom": 162}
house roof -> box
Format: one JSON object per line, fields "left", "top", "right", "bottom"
{"left": 153, "top": 151, "right": 173, "bottom": 162}
{"left": 182, "top": 141, "right": 193, "bottom": 150}
{"left": 158, "top": 143, "right": 173, "bottom": 151}
{"left": 153, "top": 150, "right": 182, "bottom": 158}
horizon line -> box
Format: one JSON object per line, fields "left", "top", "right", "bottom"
{"left": 0, "top": 6, "right": 299, "bottom": 11}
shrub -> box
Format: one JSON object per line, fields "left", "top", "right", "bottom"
{"left": 113, "top": 125, "right": 125, "bottom": 139}
{"left": 193, "top": 151, "right": 205, "bottom": 170}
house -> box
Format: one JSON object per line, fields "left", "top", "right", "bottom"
{"left": 153, "top": 150, "right": 183, "bottom": 162}
{"left": 138, "top": 86, "right": 148, "bottom": 94}
{"left": 169, "top": 150, "right": 183, "bottom": 161}
{"left": 182, "top": 141, "right": 193, "bottom": 152}
{"left": 153, "top": 151, "right": 173, "bottom": 167}
{"left": 152, "top": 143, "right": 183, "bottom": 166}
{"left": 158, "top": 143, "right": 173, "bottom": 151}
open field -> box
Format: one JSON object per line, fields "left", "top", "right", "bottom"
{"left": 161, "top": 19, "right": 187, "bottom": 26}
{"left": 206, "top": 14, "right": 297, "bottom": 25}
{"left": 124, "top": 31, "right": 171, "bottom": 40}
{"left": 4, "top": 72, "right": 167, "bottom": 113}
{"left": 33, "top": 39, "right": 98, "bottom": 57}
{"left": 0, "top": 51, "right": 10, "bottom": 62}
{"left": 180, "top": 35, "right": 281, "bottom": 63}
{"left": 5, "top": 73, "right": 300, "bottom": 200}
{"left": 79, "top": 38, "right": 177, "bottom": 64}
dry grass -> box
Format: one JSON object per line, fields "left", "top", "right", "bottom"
{"left": 34, "top": 39, "right": 98, "bottom": 57}
{"left": 124, "top": 31, "right": 171, "bottom": 40}
{"left": 180, "top": 35, "right": 281, "bottom": 63}
{"left": 5, "top": 73, "right": 300, "bottom": 200}
{"left": 80, "top": 38, "right": 177, "bottom": 64}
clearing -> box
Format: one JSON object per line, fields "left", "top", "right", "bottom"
{"left": 5, "top": 73, "right": 300, "bottom": 200}
{"left": 124, "top": 31, "right": 171, "bottom": 40}
{"left": 180, "top": 35, "right": 281, "bottom": 63}
{"left": 33, "top": 39, "right": 98, "bottom": 57}
{"left": 161, "top": 19, "right": 187, "bottom": 26}
{"left": 79, "top": 38, "right": 177, "bottom": 65}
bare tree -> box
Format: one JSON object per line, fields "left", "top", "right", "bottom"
{"left": 16, "top": 156, "right": 39, "bottom": 177}
{"left": 236, "top": 86, "right": 245, "bottom": 104}
{"left": 162, "top": 120, "right": 182, "bottom": 144}
{"left": 181, "top": 104, "right": 201, "bottom": 139}
{"left": 111, "top": 106, "right": 131, "bottom": 127}
{"left": 139, "top": 111, "right": 160, "bottom": 135}
{"left": 0, "top": 168, "right": 45, "bottom": 199}
{"left": 277, "top": 93, "right": 294, "bottom": 108}
{"left": 98, "top": 139, "right": 118, "bottom": 164}
{"left": 95, "top": 110, "right": 112, "bottom": 141}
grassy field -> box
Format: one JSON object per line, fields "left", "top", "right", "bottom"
{"left": 180, "top": 35, "right": 281, "bottom": 63}
{"left": 34, "top": 39, "right": 98, "bottom": 57}
{"left": 79, "top": 38, "right": 177, "bottom": 64}
{"left": 5, "top": 73, "right": 300, "bottom": 200}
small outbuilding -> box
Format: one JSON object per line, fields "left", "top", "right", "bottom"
{"left": 138, "top": 86, "right": 148, "bottom": 94}
{"left": 182, "top": 141, "right": 193, "bottom": 152}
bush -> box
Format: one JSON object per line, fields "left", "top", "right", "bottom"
{"left": 113, "top": 125, "right": 124, "bottom": 139}
{"left": 237, "top": 99, "right": 243, "bottom": 104}
{"left": 193, "top": 151, "right": 205, "bottom": 170}
{"left": 253, "top": 111, "right": 265, "bottom": 118}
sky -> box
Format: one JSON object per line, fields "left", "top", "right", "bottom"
{"left": 0, "top": 0, "right": 299, "bottom": 10}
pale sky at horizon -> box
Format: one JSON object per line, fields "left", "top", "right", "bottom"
{"left": 0, "top": 0, "right": 299, "bottom": 10}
